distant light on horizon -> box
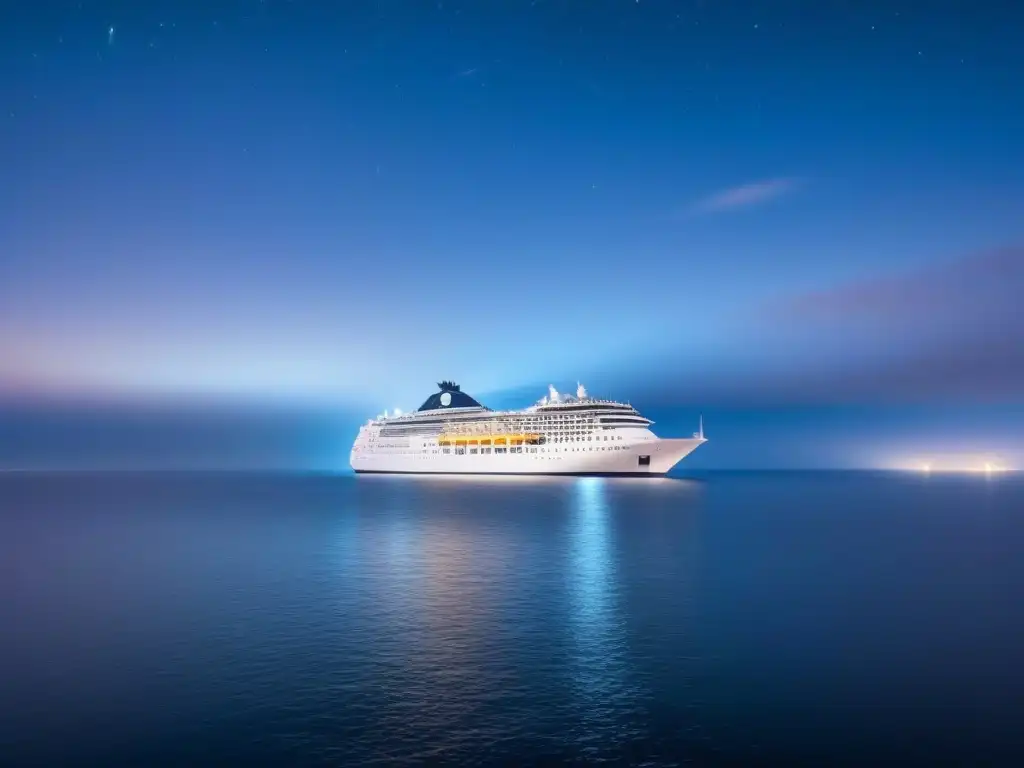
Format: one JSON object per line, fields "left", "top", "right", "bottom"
{"left": 896, "top": 456, "right": 1016, "bottom": 474}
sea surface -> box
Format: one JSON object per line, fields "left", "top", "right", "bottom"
{"left": 2, "top": 471, "right": 1023, "bottom": 766}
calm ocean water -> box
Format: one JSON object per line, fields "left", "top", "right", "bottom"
{"left": 2, "top": 471, "right": 1022, "bottom": 766}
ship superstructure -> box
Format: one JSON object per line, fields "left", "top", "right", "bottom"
{"left": 350, "top": 381, "right": 706, "bottom": 476}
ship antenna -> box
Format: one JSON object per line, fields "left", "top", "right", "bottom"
{"left": 699, "top": 414, "right": 704, "bottom": 440}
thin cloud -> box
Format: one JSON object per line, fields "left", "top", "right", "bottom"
{"left": 773, "top": 246, "right": 1023, "bottom": 326}
{"left": 689, "top": 177, "right": 800, "bottom": 215}
{"left": 755, "top": 245, "right": 1024, "bottom": 401}
{"left": 592, "top": 244, "right": 1024, "bottom": 406}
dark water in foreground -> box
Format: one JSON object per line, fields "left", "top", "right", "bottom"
{"left": 2, "top": 471, "right": 1023, "bottom": 766}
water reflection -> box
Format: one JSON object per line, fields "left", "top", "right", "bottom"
{"left": 339, "top": 479, "right": 523, "bottom": 747}
{"left": 570, "top": 478, "right": 613, "bottom": 629}
{"left": 567, "top": 478, "right": 642, "bottom": 750}
{"left": 334, "top": 475, "right": 666, "bottom": 758}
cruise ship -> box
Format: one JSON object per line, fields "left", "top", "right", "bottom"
{"left": 350, "top": 381, "right": 706, "bottom": 476}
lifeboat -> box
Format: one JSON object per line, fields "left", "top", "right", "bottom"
{"left": 438, "top": 433, "right": 544, "bottom": 446}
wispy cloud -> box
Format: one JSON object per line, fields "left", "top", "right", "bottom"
{"left": 756, "top": 245, "right": 1024, "bottom": 401}
{"left": 688, "top": 177, "right": 801, "bottom": 215}
{"left": 773, "top": 246, "right": 1023, "bottom": 326}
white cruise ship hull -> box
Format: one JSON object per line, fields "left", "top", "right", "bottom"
{"left": 352, "top": 382, "right": 707, "bottom": 477}
{"left": 352, "top": 437, "right": 703, "bottom": 476}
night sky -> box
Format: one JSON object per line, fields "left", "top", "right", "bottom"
{"left": 2, "top": 1, "right": 1022, "bottom": 470}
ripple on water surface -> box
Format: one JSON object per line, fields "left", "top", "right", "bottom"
{"left": 2, "top": 471, "right": 1023, "bottom": 765}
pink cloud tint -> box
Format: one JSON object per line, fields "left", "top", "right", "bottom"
{"left": 751, "top": 245, "right": 1024, "bottom": 401}
{"left": 774, "top": 246, "right": 1024, "bottom": 325}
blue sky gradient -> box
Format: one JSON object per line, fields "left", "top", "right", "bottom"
{"left": 2, "top": 1, "right": 1022, "bottom": 468}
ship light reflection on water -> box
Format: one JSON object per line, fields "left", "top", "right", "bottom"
{"left": 568, "top": 477, "right": 637, "bottom": 722}
{"left": 571, "top": 477, "right": 613, "bottom": 628}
